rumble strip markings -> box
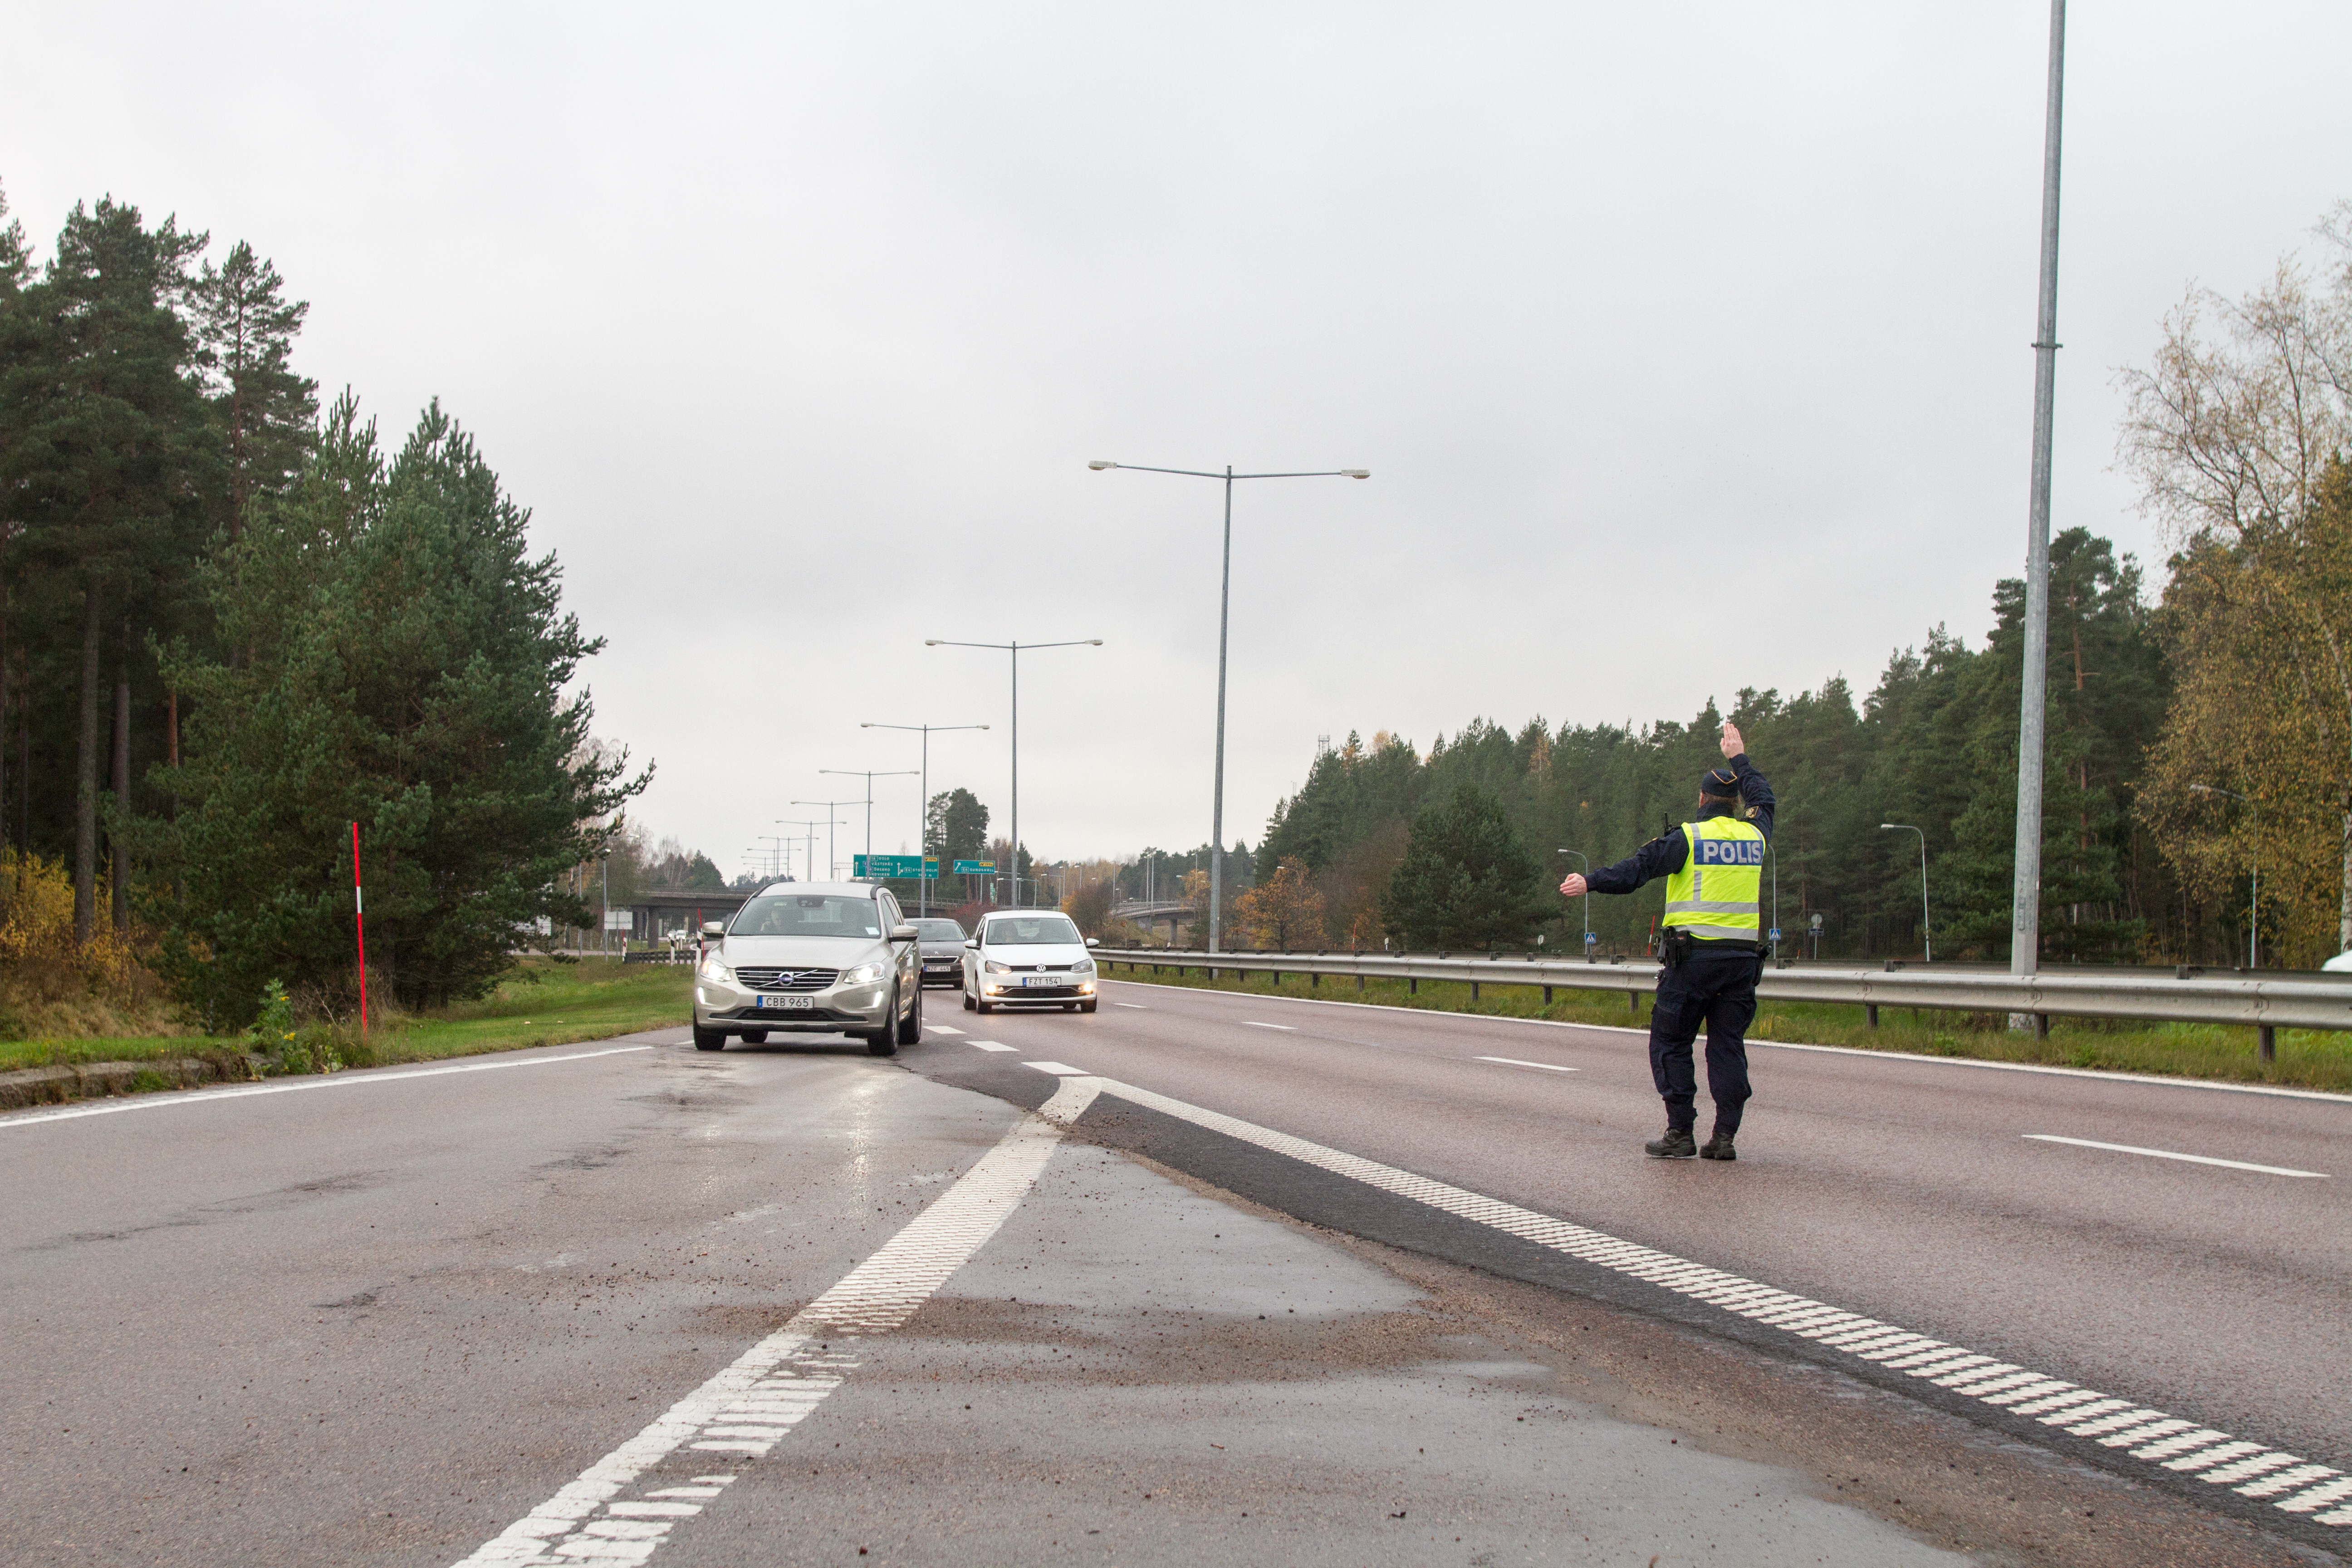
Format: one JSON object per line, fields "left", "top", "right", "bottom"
{"left": 1025, "top": 1067, "right": 2352, "bottom": 1532}
{"left": 450, "top": 1078, "right": 1100, "bottom": 1566}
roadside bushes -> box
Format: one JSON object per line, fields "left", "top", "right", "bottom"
{"left": 0, "top": 853, "right": 178, "bottom": 1039}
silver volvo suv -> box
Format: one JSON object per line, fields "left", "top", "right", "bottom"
{"left": 692, "top": 882, "right": 922, "bottom": 1055}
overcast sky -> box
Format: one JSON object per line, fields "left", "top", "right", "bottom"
{"left": 8, "top": 3, "right": 2349, "bottom": 878}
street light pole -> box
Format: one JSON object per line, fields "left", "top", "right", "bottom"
{"left": 1881, "top": 823, "right": 1932, "bottom": 963}
{"left": 1091, "top": 459, "right": 1368, "bottom": 954}
{"left": 2190, "top": 784, "right": 2259, "bottom": 967}
{"left": 862, "top": 721, "right": 989, "bottom": 916}
{"left": 2010, "top": 0, "right": 2067, "bottom": 991}
{"left": 789, "top": 801, "right": 860, "bottom": 885}
{"left": 925, "top": 637, "right": 1102, "bottom": 908}
{"left": 777, "top": 818, "right": 843, "bottom": 885}
{"left": 1556, "top": 850, "right": 1591, "bottom": 955}
{"left": 819, "top": 769, "right": 918, "bottom": 877}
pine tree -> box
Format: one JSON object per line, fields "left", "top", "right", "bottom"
{"left": 194, "top": 241, "right": 316, "bottom": 543}
{"left": 1379, "top": 783, "right": 1545, "bottom": 949}
{"left": 153, "top": 400, "right": 646, "bottom": 1021}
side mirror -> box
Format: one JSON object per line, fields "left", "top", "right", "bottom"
{"left": 702, "top": 921, "right": 725, "bottom": 938}
{"left": 964, "top": 938, "right": 979, "bottom": 949}
{"left": 1085, "top": 937, "right": 1101, "bottom": 948}
{"left": 889, "top": 924, "right": 919, "bottom": 943}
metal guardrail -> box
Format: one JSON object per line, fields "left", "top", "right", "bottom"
{"left": 1093, "top": 948, "right": 2352, "bottom": 1036}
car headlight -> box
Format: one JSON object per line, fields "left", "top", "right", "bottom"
{"left": 840, "top": 962, "right": 884, "bottom": 986}
{"left": 698, "top": 954, "right": 731, "bottom": 982}
{"left": 984, "top": 960, "right": 1010, "bottom": 975}
{"left": 1073, "top": 959, "right": 1095, "bottom": 975}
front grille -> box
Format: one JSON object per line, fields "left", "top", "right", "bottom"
{"left": 734, "top": 966, "right": 838, "bottom": 993}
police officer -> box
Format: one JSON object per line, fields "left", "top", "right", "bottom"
{"left": 1558, "top": 721, "right": 1774, "bottom": 1161}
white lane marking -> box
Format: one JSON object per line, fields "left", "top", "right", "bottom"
{"left": 451, "top": 1078, "right": 1098, "bottom": 1566}
{"left": 1045, "top": 1069, "right": 2352, "bottom": 1530}
{"left": 927, "top": 1025, "right": 965, "bottom": 1035}
{"left": 1241, "top": 1022, "right": 1294, "bottom": 1031}
{"left": 1022, "top": 1061, "right": 1087, "bottom": 1075}
{"left": 2022, "top": 1134, "right": 2328, "bottom": 1179}
{"left": 1475, "top": 1056, "right": 1580, "bottom": 1073}
{"left": 0, "top": 1045, "right": 657, "bottom": 1131}
{"left": 967, "top": 1041, "right": 1016, "bottom": 1053}
{"left": 1112, "top": 1003, "right": 1149, "bottom": 1009}
{"left": 1095, "top": 978, "right": 2352, "bottom": 1105}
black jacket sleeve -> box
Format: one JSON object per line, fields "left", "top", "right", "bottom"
{"left": 1587, "top": 828, "right": 1687, "bottom": 895}
{"left": 1731, "top": 752, "right": 1775, "bottom": 843}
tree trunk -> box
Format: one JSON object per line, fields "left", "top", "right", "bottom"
{"left": 2340, "top": 806, "right": 2352, "bottom": 956}
{"left": 74, "top": 588, "right": 102, "bottom": 943}
{"left": 0, "top": 569, "right": 9, "bottom": 861}
{"left": 111, "top": 617, "right": 131, "bottom": 932}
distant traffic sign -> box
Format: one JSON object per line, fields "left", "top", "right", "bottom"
{"left": 854, "top": 854, "right": 940, "bottom": 878}
{"left": 951, "top": 859, "right": 995, "bottom": 875}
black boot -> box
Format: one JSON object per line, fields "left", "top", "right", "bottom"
{"left": 1699, "top": 1129, "right": 1737, "bottom": 1161}
{"left": 1644, "top": 1127, "right": 1697, "bottom": 1159}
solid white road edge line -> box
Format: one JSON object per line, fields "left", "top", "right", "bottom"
{"left": 0, "top": 1045, "right": 658, "bottom": 1131}
{"left": 1021, "top": 1063, "right": 2352, "bottom": 1530}
{"left": 1096, "top": 978, "right": 2352, "bottom": 1105}
{"left": 2023, "top": 1134, "right": 2329, "bottom": 1179}
{"left": 450, "top": 1077, "right": 1099, "bottom": 1567}
{"left": 1475, "top": 1056, "right": 1579, "bottom": 1073}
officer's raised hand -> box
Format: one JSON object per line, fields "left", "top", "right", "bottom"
{"left": 1720, "top": 721, "right": 1744, "bottom": 759}
{"left": 1558, "top": 871, "right": 1587, "bottom": 897}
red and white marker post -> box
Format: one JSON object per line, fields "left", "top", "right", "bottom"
{"left": 351, "top": 821, "right": 368, "bottom": 1034}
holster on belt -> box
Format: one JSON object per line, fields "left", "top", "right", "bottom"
{"left": 1660, "top": 929, "right": 1693, "bottom": 969}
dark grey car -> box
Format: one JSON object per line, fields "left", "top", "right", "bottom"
{"left": 913, "top": 917, "right": 967, "bottom": 988}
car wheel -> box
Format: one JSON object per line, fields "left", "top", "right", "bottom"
{"left": 976, "top": 993, "right": 994, "bottom": 1014}
{"left": 692, "top": 1024, "right": 725, "bottom": 1051}
{"left": 962, "top": 989, "right": 976, "bottom": 1012}
{"left": 740, "top": 1029, "right": 769, "bottom": 1044}
{"left": 896, "top": 983, "right": 923, "bottom": 1046}
{"left": 867, "top": 985, "right": 901, "bottom": 1055}
{"left": 1079, "top": 998, "right": 1098, "bottom": 1014}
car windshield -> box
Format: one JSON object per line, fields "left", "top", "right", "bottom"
{"left": 984, "top": 915, "right": 1083, "bottom": 946}
{"left": 916, "top": 919, "right": 966, "bottom": 941}
{"left": 731, "top": 895, "right": 883, "bottom": 939}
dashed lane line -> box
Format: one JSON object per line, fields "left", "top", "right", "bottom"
{"left": 1022, "top": 1061, "right": 1086, "bottom": 1075}
{"left": 1475, "top": 1056, "right": 1579, "bottom": 1073}
{"left": 1020, "top": 1063, "right": 2352, "bottom": 1533}
{"left": 966, "top": 1040, "right": 1017, "bottom": 1053}
{"left": 1094, "top": 979, "right": 2352, "bottom": 1104}
{"left": 0, "top": 1045, "right": 658, "bottom": 1131}
{"left": 2022, "top": 1134, "right": 2329, "bottom": 1179}
{"left": 1241, "top": 1022, "right": 1294, "bottom": 1031}
{"left": 1112, "top": 1003, "right": 1149, "bottom": 1009}
{"left": 927, "top": 1025, "right": 965, "bottom": 1035}
{"left": 450, "top": 1077, "right": 1100, "bottom": 1567}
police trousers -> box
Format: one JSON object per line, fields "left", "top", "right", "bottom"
{"left": 1649, "top": 943, "right": 1758, "bottom": 1135}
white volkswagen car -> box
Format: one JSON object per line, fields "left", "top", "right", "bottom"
{"left": 692, "top": 882, "right": 922, "bottom": 1054}
{"left": 963, "top": 911, "right": 1101, "bottom": 1014}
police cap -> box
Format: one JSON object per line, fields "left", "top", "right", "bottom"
{"left": 1700, "top": 767, "right": 1739, "bottom": 799}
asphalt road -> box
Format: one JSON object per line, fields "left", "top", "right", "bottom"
{"left": 1, "top": 984, "right": 2343, "bottom": 1567}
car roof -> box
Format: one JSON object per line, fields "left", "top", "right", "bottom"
{"left": 755, "top": 881, "right": 880, "bottom": 899}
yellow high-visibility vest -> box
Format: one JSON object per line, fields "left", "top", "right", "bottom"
{"left": 1662, "top": 816, "right": 1765, "bottom": 941}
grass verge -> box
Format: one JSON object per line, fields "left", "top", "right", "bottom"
{"left": 1098, "top": 960, "right": 2352, "bottom": 1095}
{"left": 0, "top": 958, "right": 691, "bottom": 1079}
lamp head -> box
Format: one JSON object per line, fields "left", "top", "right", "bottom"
{"left": 924, "top": 639, "right": 941, "bottom": 646}
{"left": 1880, "top": 823, "right": 1897, "bottom": 830}
{"left": 1088, "top": 460, "right": 1116, "bottom": 470}
{"left": 1088, "top": 639, "right": 1104, "bottom": 645}
{"left": 2189, "top": 784, "right": 2215, "bottom": 794}
{"left": 1341, "top": 469, "right": 1370, "bottom": 479}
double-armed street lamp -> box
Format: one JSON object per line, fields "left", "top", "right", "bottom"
{"left": 862, "top": 721, "right": 989, "bottom": 916}
{"left": 776, "top": 817, "right": 842, "bottom": 884}
{"left": 1880, "top": 823, "right": 1932, "bottom": 963}
{"left": 788, "top": 800, "right": 861, "bottom": 884}
{"left": 925, "top": 637, "right": 1103, "bottom": 908}
{"left": 1090, "top": 459, "right": 1369, "bottom": 952}
{"left": 2190, "top": 783, "right": 2260, "bottom": 967}
{"left": 818, "top": 769, "right": 918, "bottom": 876}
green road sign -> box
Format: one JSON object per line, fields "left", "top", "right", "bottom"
{"left": 854, "top": 854, "right": 939, "bottom": 878}
{"left": 951, "top": 859, "right": 996, "bottom": 875}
